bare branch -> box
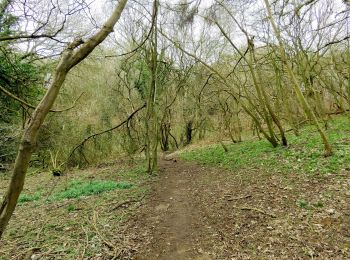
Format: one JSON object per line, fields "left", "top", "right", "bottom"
{"left": 0, "top": 84, "right": 85, "bottom": 112}
{"left": 66, "top": 103, "right": 146, "bottom": 166}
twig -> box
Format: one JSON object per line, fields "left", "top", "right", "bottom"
{"left": 108, "top": 194, "right": 146, "bottom": 212}
{"left": 51, "top": 92, "right": 85, "bottom": 112}
{"left": 105, "top": 0, "right": 158, "bottom": 58}
{"left": 35, "top": 217, "right": 50, "bottom": 240}
{"left": 225, "top": 194, "right": 252, "bottom": 201}
{"left": 66, "top": 104, "right": 146, "bottom": 167}
{"left": 92, "top": 211, "right": 116, "bottom": 250}
{"left": 233, "top": 206, "right": 276, "bottom": 218}
{"left": 0, "top": 84, "right": 84, "bottom": 112}
{"left": 79, "top": 226, "right": 89, "bottom": 260}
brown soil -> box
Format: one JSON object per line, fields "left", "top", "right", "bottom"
{"left": 123, "top": 159, "right": 350, "bottom": 259}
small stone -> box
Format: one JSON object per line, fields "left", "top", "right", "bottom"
{"left": 267, "top": 226, "right": 274, "bottom": 230}
{"left": 307, "top": 249, "right": 316, "bottom": 257}
{"left": 326, "top": 208, "right": 335, "bottom": 215}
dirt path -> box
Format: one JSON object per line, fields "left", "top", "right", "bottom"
{"left": 132, "top": 159, "right": 212, "bottom": 259}
{"left": 125, "top": 159, "right": 350, "bottom": 259}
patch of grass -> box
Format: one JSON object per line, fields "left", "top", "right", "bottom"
{"left": 47, "top": 180, "right": 133, "bottom": 201}
{"left": 180, "top": 139, "right": 278, "bottom": 169}
{"left": 180, "top": 116, "right": 350, "bottom": 175}
{"left": 321, "top": 190, "right": 333, "bottom": 198}
{"left": 18, "top": 192, "right": 42, "bottom": 204}
{"left": 67, "top": 204, "right": 76, "bottom": 212}
{"left": 313, "top": 201, "right": 324, "bottom": 208}
{"left": 297, "top": 199, "right": 324, "bottom": 210}
{"left": 298, "top": 200, "right": 309, "bottom": 209}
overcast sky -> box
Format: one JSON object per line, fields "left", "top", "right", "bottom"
{"left": 12, "top": 0, "right": 350, "bottom": 59}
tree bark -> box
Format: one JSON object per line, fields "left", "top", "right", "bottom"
{"left": 0, "top": 0, "right": 128, "bottom": 238}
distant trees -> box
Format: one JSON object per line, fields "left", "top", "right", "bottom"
{"left": 161, "top": 0, "right": 348, "bottom": 154}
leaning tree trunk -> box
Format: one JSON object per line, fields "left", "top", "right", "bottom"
{"left": 263, "top": 0, "right": 332, "bottom": 156}
{"left": 0, "top": 0, "right": 128, "bottom": 238}
{"left": 250, "top": 47, "right": 287, "bottom": 146}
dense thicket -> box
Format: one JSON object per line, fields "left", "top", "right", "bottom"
{"left": 0, "top": 1, "right": 44, "bottom": 168}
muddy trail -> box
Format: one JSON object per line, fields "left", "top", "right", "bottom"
{"left": 123, "top": 159, "right": 350, "bottom": 259}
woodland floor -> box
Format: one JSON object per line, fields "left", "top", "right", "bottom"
{"left": 0, "top": 144, "right": 350, "bottom": 259}
{"left": 129, "top": 158, "right": 350, "bottom": 259}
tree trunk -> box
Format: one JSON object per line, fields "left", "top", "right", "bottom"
{"left": 0, "top": 0, "right": 128, "bottom": 238}
{"left": 145, "top": 0, "right": 159, "bottom": 174}
{"left": 249, "top": 43, "right": 287, "bottom": 146}
{"left": 185, "top": 121, "right": 193, "bottom": 145}
{"left": 263, "top": 0, "right": 332, "bottom": 156}
{"left": 160, "top": 122, "right": 170, "bottom": 151}
{"left": 212, "top": 19, "right": 280, "bottom": 147}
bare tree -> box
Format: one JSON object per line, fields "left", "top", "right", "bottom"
{"left": 263, "top": 0, "right": 333, "bottom": 156}
{"left": 0, "top": 0, "right": 128, "bottom": 238}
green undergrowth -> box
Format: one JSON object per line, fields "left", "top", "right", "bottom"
{"left": 16, "top": 164, "right": 147, "bottom": 205}
{"left": 2, "top": 163, "right": 149, "bottom": 259}
{"left": 180, "top": 116, "right": 350, "bottom": 175}
{"left": 298, "top": 199, "right": 324, "bottom": 210}
{"left": 18, "top": 191, "right": 42, "bottom": 204}
{"left": 47, "top": 180, "right": 133, "bottom": 201}
{"left": 18, "top": 180, "right": 133, "bottom": 204}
